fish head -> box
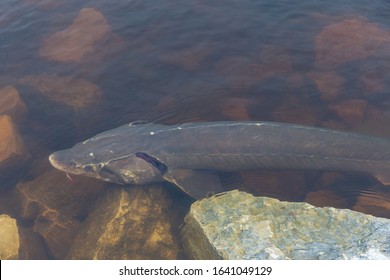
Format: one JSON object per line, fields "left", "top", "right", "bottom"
{"left": 49, "top": 123, "right": 167, "bottom": 184}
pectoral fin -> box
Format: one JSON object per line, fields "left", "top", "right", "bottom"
{"left": 164, "top": 169, "right": 225, "bottom": 199}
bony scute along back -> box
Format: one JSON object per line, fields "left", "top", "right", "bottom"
{"left": 49, "top": 121, "right": 390, "bottom": 199}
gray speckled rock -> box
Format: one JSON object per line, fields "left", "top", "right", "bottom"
{"left": 0, "top": 215, "right": 20, "bottom": 259}
{"left": 181, "top": 190, "right": 390, "bottom": 260}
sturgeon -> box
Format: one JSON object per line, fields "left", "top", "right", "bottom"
{"left": 49, "top": 121, "right": 390, "bottom": 199}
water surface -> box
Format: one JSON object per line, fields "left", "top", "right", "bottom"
{"left": 1, "top": 0, "right": 390, "bottom": 259}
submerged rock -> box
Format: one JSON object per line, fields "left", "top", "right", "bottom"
{"left": 360, "top": 67, "right": 385, "bottom": 95}
{"left": 0, "top": 115, "right": 29, "bottom": 172}
{"left": 19, "top": 74, "right": 103, "bottom": 109}
{"left": 15, "top": 169, "right": 103, "bottom": 221}
{"left": 14, "top": 169, "right": 104, "bottom": 259}
{"left": 33, "top": 209, "right": 81, "bottom": 259}
{"left": 0, "top": 86, "right": 28, "bottom": 123}
{"left": 215, "top": 56, "right": 261, "bottom": 87}
{"left": 215, "top": 46, "right": 292, "bottom": 87}
{"left": 40, "top": 8, "right": 110, "bottom": 62}
{"left": 0, "top": 214, "right": 20, "bottom": 259}
{"left": 221, "top": 98, "right": 250, "bottom": 121}
{"left": 305, "top": 189, "right": 349, "bottom": 209}
{"left": 354, "top": 194, "right": 390, "bottom": 219}
{"left": 18, "top": 226, "right": 48, "bottom": 260}
{"left": 316, "top": 18, "right": 390, "bottom": 65}
{"left": 328, "top": 99, "right": 368, "bottom": 126}
{"left": 307, "top": 71, "right": 344, "bottom": 101}
{"left": 271, "top": 102, "right": 323, "bottom": 126}
{"left": 181, "top": 190, "right": 390, "bottom": 260}
{"left": 239, "top": 170, "right": 308, "bottom": 201}
{"left": 67, "top": 185, "right": 183, "bottom": 259}
{"left": 258, "top": 45, "right": 293, "bottom": 78}
{"left": 305, "top": 172, "right": 351, "bottom": 209}
{"left": 161, "top": 42, "right": 214, "bottom": 71}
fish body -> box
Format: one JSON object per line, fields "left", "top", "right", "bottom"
{"left": 49, "top": 121, "right": 390, "bottom": 199}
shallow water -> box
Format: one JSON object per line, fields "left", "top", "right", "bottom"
{"left": 1, "top": 0, "right": 390, "bottom": 259}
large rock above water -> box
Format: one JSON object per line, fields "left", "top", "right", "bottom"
{"left": 181, "top": 190, "right": 390, "bottom": 260}
{"left": 40, "top": 8, "right": 110, "bottom": 62}
{"left": 67, "top": 185, "right": 183, "bottom": 259}
{"left": 0, "top": 214, "right": 20, "bottom": 259}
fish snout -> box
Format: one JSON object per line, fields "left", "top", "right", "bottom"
{"left": 49, "top": 152, "right": 61, "bottom": 170}
{"left": 49, "top": 151, "right": 79, "bottom": 174}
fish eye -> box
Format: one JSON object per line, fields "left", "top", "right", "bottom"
{"left": 83, "top": 165, "right": 94, "bottom": 172}
{"left": 70, "top": 161, "right": 80, "bottom": 168}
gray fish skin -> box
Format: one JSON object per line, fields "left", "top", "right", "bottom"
{"left": 49, "top": 121, "right": 390, "bottom": 199}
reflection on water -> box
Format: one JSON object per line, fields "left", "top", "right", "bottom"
{"left": 1, "top": 0, "right": 390, "bottom": 259}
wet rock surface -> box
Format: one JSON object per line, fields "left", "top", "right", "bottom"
{"left": 0, "top": 214, "right": 20, "bottom": 259}
{"left": 67, "top": 185, "right": 184, "bottom": 259}
{"left": 181, "top": 190, "right": 390, "bottom": 260}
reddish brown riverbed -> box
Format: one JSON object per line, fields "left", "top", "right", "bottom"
{"left": 1, "top": 0, "right": 390, "bottom": 259}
